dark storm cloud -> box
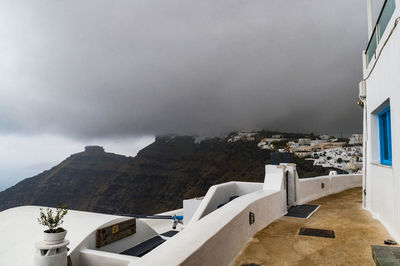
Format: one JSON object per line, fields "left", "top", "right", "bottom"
{"left": 0, "top": 0, "right": 373, "bottom": 138}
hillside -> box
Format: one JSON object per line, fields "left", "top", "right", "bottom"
{"left": 0, "top": 133, "right": 330, "bottom": 214}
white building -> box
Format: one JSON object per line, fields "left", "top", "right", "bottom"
{"left": 310, "top": 139, "right": 323, "bottom": 146}
{"left": 298, "top": 138, "right": 311, "bottom": 146}
{"left": 349, "top": 134, "right": 363, "bottom": 145}
{"left": 227, "top": 131, "right": 257, "bottom": 142}
{"left": 287, "top": 141, "right": 299, "bottom": 148}
{"left": 361, "top": 0, "right": 400, "bottom": 241}
{"left": 257, "top": 138, "right": 275, "bottom": 150}
{"left": 319, "top": 134, "right": 331, "bottom": 141}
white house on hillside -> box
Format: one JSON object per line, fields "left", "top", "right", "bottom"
{"left": 361, "top": 0, "right": 400, "bottom": 241}
{"left": 349, "top": 134, "right": 363, "bottom": 145}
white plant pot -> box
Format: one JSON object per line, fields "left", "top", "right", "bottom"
{"left": 43, "top": 230, "right": 67, "bottom": 244}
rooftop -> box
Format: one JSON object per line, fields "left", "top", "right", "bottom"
{"left": 233, "top": 187, "right": 395, "bottom": 265}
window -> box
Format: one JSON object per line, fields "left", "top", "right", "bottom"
{"left": 378, "top": 106, "right": 392, "bottom": 165}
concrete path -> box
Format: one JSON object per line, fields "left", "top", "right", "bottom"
{"left": 233, "top": 187, "right": 396, "bottom": 266}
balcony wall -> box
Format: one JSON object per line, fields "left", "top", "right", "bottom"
{"left": 188, "top": 181, "right": 264, "bottom": 225}
{"left": 296, "top": 174, "right": 362, "bottom": 204}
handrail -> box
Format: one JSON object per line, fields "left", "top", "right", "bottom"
{"left": 365, "top": 0, "right": 388, "bottom": 52}
{"left": 363, "top": 17, "right": 400, "bottom": 80}
{"left": 365, "top": 0, "right": 396, "bottom": 66}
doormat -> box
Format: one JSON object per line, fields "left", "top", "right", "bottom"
{"left": 160, "top": 230, "right": 180, "bottom": 238}
{"left": 285, "top": 204, "right": 320, "bottom": 219}
{"left": 121, "top": 236, "right": 165, "bottom": 257}
{"left": 299, "top": 227, "right": 335, "bottom": 238}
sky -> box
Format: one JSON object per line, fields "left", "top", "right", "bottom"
{"left": 0, "top": 0, "right": 384, "bottom": 190}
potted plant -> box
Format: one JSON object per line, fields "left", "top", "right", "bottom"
{"left": 37, "top": 205, "right": 68, "bottom": 244}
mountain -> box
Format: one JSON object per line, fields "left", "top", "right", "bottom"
{"left": 0, "top": 132, "right": 330, "bottom": 214}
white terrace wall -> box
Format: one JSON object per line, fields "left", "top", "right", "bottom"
{"left": 183, "top": 198, "right": 203, "bottom": 225}
{"left": 188, "top": 182, "right": 263, "bottom": 225}
{"left": 280, "top": 163, "right": 362, "bottom": 205}
{"left": 136, "top": 165, "right": 286, "bottom": 266}
{"left": 79, "top": 249, "right": 133, "bottom": 266}
{"left": 132, "top": 165, "right": 362, "bottom": 266}
{"left": 0, "top": 207, "right": 158, "bottom": 266}
{"left": 72, "top": 219, "right": 158, "bottom": 266}
{"left": 296, "top": 174, "right": 362, "bottom": 204}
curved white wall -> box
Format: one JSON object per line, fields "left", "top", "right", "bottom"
{"left": 0, "top": 206, "right": 158, "bottom": 266}
{"left": 134, "top": 166, "right": 362, "bottom": 266}
{"left": 72, "top": 219, "right": 158, "bottom": 266}
{"left": 137, "top": 167, "right": 286, "bottom": 266}
{"left": 188, "top": 181, "right": 263, "bottom": 225}
{"left": 296, "top": 174, "right": 362, "bottom": 204}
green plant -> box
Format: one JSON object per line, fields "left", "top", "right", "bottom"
{"left": 37, "top": 205, "right": 68, "bottom": 233}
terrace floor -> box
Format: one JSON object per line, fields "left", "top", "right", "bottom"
{"left": 233, "top": 187, "right": 396, "bottom": 266}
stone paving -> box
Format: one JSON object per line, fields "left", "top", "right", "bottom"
{"left": 372, "top": 245, "right": 400, "bottom": 265}
{"left": 233, "top": 187, "right": 397, "bottom": 266}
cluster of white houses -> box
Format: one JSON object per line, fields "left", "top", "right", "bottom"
{"left": 0, "top": 0, "right": 400, "bottom": 265}
{"left": 257, "top": 133, "right": 364, "bottom": 173}
{"left": 311, "top": 146, "right": 363, "bottom": 173}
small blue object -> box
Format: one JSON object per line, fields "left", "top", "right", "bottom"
{"left": 378, "top": 106, "right": 392, "bottom": 166}
{"left": 172, "top": 215, "right": 184, "bottom": 221}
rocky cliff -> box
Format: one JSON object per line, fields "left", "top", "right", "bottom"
{"left": 0, "top": 133, "right": 330, "bottom": 214}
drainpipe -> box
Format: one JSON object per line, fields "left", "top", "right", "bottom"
{"left": 359, "top": 78, "right": 367, "bottom": 209}
{"left": 362, "top": 95, "right": 368, "bottom": 209}
{"left": 362, "top": 0, "right": 373, "bottom": 209}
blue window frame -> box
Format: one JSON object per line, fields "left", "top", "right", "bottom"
{"left": 378, "top": 106, "right": 392, "bottom": 165}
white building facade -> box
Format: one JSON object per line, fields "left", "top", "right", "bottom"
{"left": 349, "top": 134, "right": 363, "bottom": 145}
{"left": 361, "top": 0, "right": 400, "bottom": 241}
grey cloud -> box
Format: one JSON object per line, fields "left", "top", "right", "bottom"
{"left": 0, "top": 0, "right": 372, "bottom": 138}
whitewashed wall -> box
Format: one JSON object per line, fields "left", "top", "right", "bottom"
{"left": 183, "top": 198, "right": 203, "bottom": 225}
{"left": 280, "top": 163, "right": 362, "bottom": 205}
{"left": 188, "top": 181, "right": 263, "bottom": 225}
{"left": 363, "top": 6, "right": 400, "bottom": 242}
{"left": 296, "top": 174, "right": 362, "bottom": 204}
{"left": 73, "top": 219, "right": 158, "bottom": 266}
{"left": 134, "top": 166, "right": 361, "bottom": 266}
{"left": 136, "top": 165, "right": 286, "bottom": 266}
{"left": 0, "top": 207, "right": 158, "bottom": 266}
{"left": 79, "top": 249, "right": 133, "bottom": 266}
